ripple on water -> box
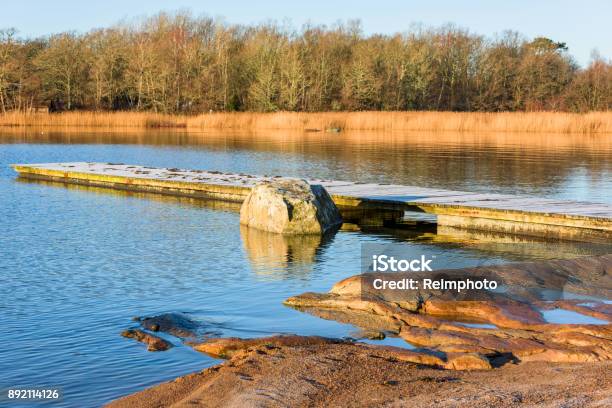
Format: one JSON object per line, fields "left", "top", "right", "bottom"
{"left": 1, "top": 134, "right": 611, "bottom": 407}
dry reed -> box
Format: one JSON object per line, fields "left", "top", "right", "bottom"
{"left": 0, "top": 111, "right": 188, "bottom": 129}
{"left": 1, "top": 111, "right": 610, "bottom": 134}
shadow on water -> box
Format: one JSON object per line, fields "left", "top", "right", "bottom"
{"left": 15, "top": 176, "right": 243, "bottom": 212}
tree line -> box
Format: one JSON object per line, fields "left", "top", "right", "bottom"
{"left": 0, "top": 12, "right": 610, "bottom": 113}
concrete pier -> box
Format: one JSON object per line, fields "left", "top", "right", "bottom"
{"left": 12, "top": 162, "right": 612, "bottom": 242}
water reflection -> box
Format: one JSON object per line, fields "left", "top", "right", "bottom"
{"left": 2, "top": 133, "right": 611, "bottom": 408}
{"left": 16, "top": 176, "right": 243, "bottom": 212}
{"left": 3, "top": 128, "right": 612, "bottom": 203}
{"left": 240, "top": 225, "right": 336, "bottom": 279}
{"left": 419, "top": 226, "right": 612, "bottom": 261}
{"left": 15, "top": 176, "right": 612, "bottom": 263}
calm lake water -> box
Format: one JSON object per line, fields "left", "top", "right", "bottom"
{"left": 1, "top": 130, "right": 611, "bottom": 407}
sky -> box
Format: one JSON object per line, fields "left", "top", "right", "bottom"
{"left": 1, "top": 0, "right": 610, "bottom": 67}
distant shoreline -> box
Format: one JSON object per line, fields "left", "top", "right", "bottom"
{"left": 1, "top": 111, "right": 611, "bottom": 134}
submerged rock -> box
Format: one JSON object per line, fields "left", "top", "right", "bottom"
{"left": 239, "top": 179, "right": 342, "bottom": 235}
{"left": 121, "top": 329, "right": 171, "bottom": 351}
{"left": 137, "top": 312, "right": 221, "bottom": 340}
{"left": 139, "top": 313, "right": 201, "bottom": 339}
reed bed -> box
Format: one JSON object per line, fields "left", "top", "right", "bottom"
{"left": 1, "top": 111, "right": 610, "bottom": 134}
{"left": 0, "top": 111, "right": 188, "bottom": 129}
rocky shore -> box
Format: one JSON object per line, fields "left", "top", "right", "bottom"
{"left": 111, "top": 255, "right": 611, "bottom": 407}
{"left": 284, "top": 255, "right": 612, "bottom": 366}
{"left": 107, "top": 339, "right": 611, "bottom": 407}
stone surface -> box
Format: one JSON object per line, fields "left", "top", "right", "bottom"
{"left": 127, "top": 313, "right": 222, "bottom": 349}
{"left": 192, "top": 335, "right": 343, "bottom": 358}
{"left": 285, "top": 255, "right": 612, "bottom": 365}
{"left": 192, "top": 335, "right": 493, "bottom": 371}
{"left": 443, "top": 352, "right": 493, "bottom": 370}
{"left": 106, "top": 342, "right": 612, "bottom": 408}
{"left": 121, "top": 329, "right": 172, "bottom": 351}
{"left": 239, "top": 179, "right": 342, "bottom": 235}
{"left": 139, "top": 313, "right": 201, "bottom": 339}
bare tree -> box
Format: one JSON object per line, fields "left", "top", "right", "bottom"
{"left": 0, "top": 13, "right": 607, "bottom": 113}
{"left": 35, "top": 32, "right": 89, "bottom": 110}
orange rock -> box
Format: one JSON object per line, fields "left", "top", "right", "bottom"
{"left": 550, "top": 331, "right": 612, "bottom": 352}
{"left": 436, "top": 344, "right": 492, "bottom": 354}
{"left": 193, "top": 335, "right": 341, "bottom": 358}
{"left": 285, "top": 255, "right": 612, "bottom": 369}
{"left": 399, "top": 326, "right": 480, "bottom": 348}
{"left": 519, "top": 347, "right": 603, "bottom": 363}
{"left": 422, "top": 299, "right": 545, "bottom": 329}
{"left": 372, "top": 345, "right": 446, "bottom": 367}
{"left": 444, "top": 353, "right": 492, "bottom": 370}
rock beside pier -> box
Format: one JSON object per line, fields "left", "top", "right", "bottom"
{"left": 240, "top": 179, "right": 342, "bottom": 235}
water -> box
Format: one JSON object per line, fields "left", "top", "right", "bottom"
{"left": 540, "top": 309, "right": 609, "bottom": 325}
{"left": 1, "top": 130, "right": 611, "bottom": 407}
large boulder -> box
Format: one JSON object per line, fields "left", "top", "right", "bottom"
{"left": 239, "top": 179, "right": 342, "bottom": 235}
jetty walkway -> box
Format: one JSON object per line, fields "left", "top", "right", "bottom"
{"left": 12, "top": 162, "right": 612, "bottom": 242}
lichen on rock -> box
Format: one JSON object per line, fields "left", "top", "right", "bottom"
{"left": 239, "top": 179, "right": 342, "bottom": 235}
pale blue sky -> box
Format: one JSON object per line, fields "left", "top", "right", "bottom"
{"left": 1, "top": 0, "right": 610, "bottom": 66}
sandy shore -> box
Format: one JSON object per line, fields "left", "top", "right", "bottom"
{"left": 106, "top": 341, "right": 611, "bottom": 407}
